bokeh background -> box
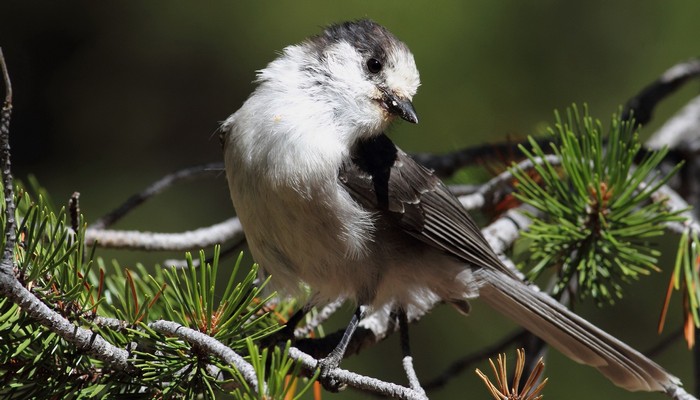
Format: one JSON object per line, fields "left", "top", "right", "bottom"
{"left": 1, "top": 2, "right": 699, "bottom": 399}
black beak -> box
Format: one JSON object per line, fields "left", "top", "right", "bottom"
{"left": 383, "top": 91, "right": 418, "bottom": 124}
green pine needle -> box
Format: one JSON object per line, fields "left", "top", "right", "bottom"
{"left": 161, "top": 248, "right": 280, "bottom": 348}
{"left": 512, "top": 104, "right": 685, "bottom": 305}
{"left": 1, "top": 181, "right": 296, "bottom": 399}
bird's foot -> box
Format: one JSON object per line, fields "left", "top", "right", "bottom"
{"left": 316, "top": 356, "right": 347, "bottom": 392}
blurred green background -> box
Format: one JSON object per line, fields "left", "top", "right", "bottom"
{"left": 1, "top": 1, "right": 699, "bottom": 399}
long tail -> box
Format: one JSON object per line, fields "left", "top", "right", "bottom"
{"left": 474, "top": 268, "right": 685, "bottom": 394}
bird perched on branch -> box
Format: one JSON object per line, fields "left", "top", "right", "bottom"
{"left": 221, "top": 19, "right": 687, "bottom": 396}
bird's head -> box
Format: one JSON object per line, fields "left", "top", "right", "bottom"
{"left": 312, "top": 20, "right": 420, "bottom": 130}
{"left": 258, "top": 20, "right": 420, "bottom": 141}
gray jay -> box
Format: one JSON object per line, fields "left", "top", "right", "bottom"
{"left": 222, "top": 19, "right": 683, "bottom": 394}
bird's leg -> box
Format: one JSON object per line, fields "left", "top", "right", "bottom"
{"left": 280, "top": 307, "right": 307, "bottom": 338}
{"left": 317, "top": 305, "right": 366, "bottom": 391}
{"left": 398, "top": 308, "right": 425, "bottom": 395}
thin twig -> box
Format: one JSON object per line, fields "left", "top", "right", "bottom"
{"left": 163, "top": 240, "right": 245, "bottom": 269}
{"left": 90, "top": 162, "right": 224, "bottom": 229}
{"left": 287, "top": 346, "right": 428, "bottom": 400}
{"left": 645, "top": 327, "right": 685, "bottom": 358}
{"left": 0, "top": 48, "right": 11, "bottom": 104}
{"left": 0, "top": 47, "right": 16, "bottom": 271}
{"left": 69, "top": 192, "right": 80, "bottom": 233}
{"left": 457, "top": 155, "right": 560, "bottom": 211}
{"left": 294, "top": 299, "right": 344, "bottom": 339}
{"left": 398, "top": 310, "right": 425, "bottom": 396}
{"left": 411, "top": 136, "right": 554, "bottom": 179}
{"left": 623, "top": 58, "right": 700, "bottom": 127}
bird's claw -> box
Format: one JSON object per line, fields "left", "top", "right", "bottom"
{"left": 317, "top": 357, "right": 347, "bottom": 392}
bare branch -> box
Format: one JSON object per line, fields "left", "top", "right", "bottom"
{"left": 85, "top": 217, "right": 244, "bottom": 250}
{"left": 653, "top": 182, "right": 700, "bottom": 236}
{"left": 69, "top": 191, "right": 80, "bottom": 233}
{"left": 666, "top": 385, "right": 697, "bottom": 400}
{"left": 294, "top": 299, "right": 345, "bottom": 339}
{"left": 623, "top": 58, "right": 700, "bottom": 127}
{"left": 646, "top": 95, "right": 700, "bottom": 152}
{"left": 646, "top": 327, "right": 684, "bottom": 359}
{"left": 398, "top": 311, "right": 426, "bottom": 396}
{"left": 411, "top": 137, "right": 534, "bottom": 179}
{"left": 1, "top": 47, "right": 16, "bottom": 271}
{"left": 0, "top": 48, "right": 11, "bottom": 104}
{"left": 457, "top": 155, "right": 560, "bottom": 212}
{"left": 91, "top": 162, "right": 224, "bottom": 229}
{"left": 287, "top": 346, "right": 428, "bottom": 400}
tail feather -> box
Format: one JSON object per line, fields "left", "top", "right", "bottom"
{"left": 474, "top": 268, "right": 679, "bottom": 392}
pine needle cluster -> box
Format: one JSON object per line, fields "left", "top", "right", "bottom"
{"left": 512, "top": 105, "right": 685, "bottom": 304}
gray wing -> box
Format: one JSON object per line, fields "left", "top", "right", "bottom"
{"left": 338, "top": 133, "right": 512, "bottom": 277}
{"left": 338, "top": 134, "right": 680, "bottom": 393}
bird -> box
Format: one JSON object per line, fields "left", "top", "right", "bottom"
{"left": 221, "top": 19, "right": 684, "bottom": 395}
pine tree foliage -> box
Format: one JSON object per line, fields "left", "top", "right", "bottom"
{"left": 512, "top": 105, "right": 686, "bottom": 305}
{"left": 0, "top": 182, "right": 316, "bottom": 399}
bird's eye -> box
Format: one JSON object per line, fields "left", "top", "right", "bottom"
{"left": 366, "top": 58, "right": 382, "bottom": 73}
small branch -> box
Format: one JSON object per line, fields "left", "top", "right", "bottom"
{"left": 90, "top": 162, "right": 224, "bottom": 229}
{"left": 287, "top": 346, "right": 427, "bottom": 400}
{"left": 457, "top": 155, "right": 560, "bottom": 211}
{"left": 149, "top": 320, "right": 264, "bottom": 395}
{"left": 645, "top": 327, "right": 684, "bottom": 359}
{"left": 0, "top": 48, "right": 11, "bottom": 104}
{"left": 163, "top": 241, "right": 243, "bottom": 268}
{"left": 646, "top": 95, "right": 700, "bottom": 152}
{"left": 91, "top": 314, "right": 130, "bottom": 331}
{"left": 85, "top": 217, "right": 244, "bottom": 250}
{"left": 80, "top": 136, "right": 550, "bottom": 254}
{"left": 412, "top": 137, "right": 547, "bottom": 179}
{"left": 623, "top": 58, "right": 700, "bottom": 127}
{"left": 653, "top": 182, "right": 700, "bottom": 237}
{"left": 1, "top": 47, "right": 16, "bottom": 270}
{"left": 69, "top": 192, "right": 80, "bottom": 233}
{"left": 398, "top": 311, "right": 425, "bottom": 396}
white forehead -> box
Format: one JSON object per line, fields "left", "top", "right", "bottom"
{"left": 384, "top": 43, "right": 420, "bottom": 99}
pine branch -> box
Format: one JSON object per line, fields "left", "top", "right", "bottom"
{"left": 0, "top": 47, "right": 133, "bottom": 374}
{"left": 287, "top": 346, "right": 428, "bottom": 400}
{"left": 149, "top": 320, "right": 264, "bottom": 395}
